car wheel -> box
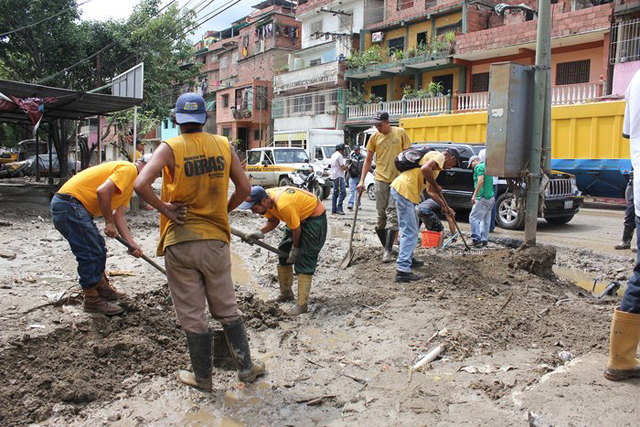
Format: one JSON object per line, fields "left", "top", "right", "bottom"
{"left": 367, "top": 184, "right": 375, "bottom": 201}
{"left": 278, "top": 177, "right": 292, "bottom": 187}
{"left": 545, "top": 215, "right": 574, "bottom": 225}
{"left": 496, "top": 193, "right": 525, "bottom": 230}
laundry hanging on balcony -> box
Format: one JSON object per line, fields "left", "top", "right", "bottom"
{"left": 255, "top": 22, "right": 274, "bottom": 40}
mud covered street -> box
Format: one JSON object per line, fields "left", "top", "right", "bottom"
{"left": 1, "top": 187, "right": 639, "bottom": 426}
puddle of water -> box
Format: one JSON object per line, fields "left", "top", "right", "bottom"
{"left": 230, "top": 252, "right": 269, "bottom": 301}
{"left": 303, "top": 327, "right": 348, "bottom": 350}
{"left": 554, "top": 266, "right": 625, "bottom": 297}
{"left": 181, "top": 408, "right": 244, "bottom": 427}
{"left": 329, "top": 224, "right": 365, "bottom": 241}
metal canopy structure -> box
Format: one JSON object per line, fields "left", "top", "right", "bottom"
{"left": 0, "top": 79, "right": 142, "bottom": 123}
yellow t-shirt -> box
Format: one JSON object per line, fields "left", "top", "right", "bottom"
{"left": 157, "top": 133, "right": 232, "bottom": 256}
{"left": 132, "top": 150, "right": 143, "bottom": 161}
{"left": 391, "top": 151, "right": 445, "bottom": 204}
{"left": 366, "top": 127, "right": 412, "bottom": 183}
{"left": 264, "top": 187, "right": 319, "bottom": 230}
{"left": 58, "top": 161, "right": 137, "bottom": 216}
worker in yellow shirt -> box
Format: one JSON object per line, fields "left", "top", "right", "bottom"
{"left": 390, "top": 148, "right": 460, "bottom": 282}
{"left": 240, "top": 185, "right": 327, "bottom": 315}
{"left": 357, "top": 111, "right": 412, "bottom": 263}
{"left": 50, "top": 156, "right": 151, "bottom": 315}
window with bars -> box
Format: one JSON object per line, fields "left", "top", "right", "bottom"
{"left": 316, "top": 94, "right": 326, "bottom": 114}
{"left": 397, "top": 0, "right": 414, "bottom": 10}
{"left": 311, "top": 20, "right": 323, "bottom": 38}
{"left": 222, "top": 94, "right": 229, "bottom": 108}
{"left": 388, "top": 37, "right": 404, "bottom": 55}
{"left": 309, "top": 58, "right": 322, "bottom": 66}
{"left": 611, "top": 18, "right": 640, "bottom": 64}
{"left": 556, "top": 60, "right": 591, "bottom": 85}
{"left": 471, "top": 73, "right": 490, "bottom": 92}
{"left": 339, "top": 10, "right": 353, "bottom": 30}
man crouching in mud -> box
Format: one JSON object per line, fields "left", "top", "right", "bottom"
{"left": 135, "top": 93, "right": 265, "bottom": 391}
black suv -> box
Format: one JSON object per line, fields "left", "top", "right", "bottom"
{"left": 417, "top": 142, "right": 584, "bottom": 229}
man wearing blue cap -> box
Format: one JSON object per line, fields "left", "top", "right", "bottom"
{"left": 135, "top": 93, "right": 264, "bottom": 391}
{"left": 240, "top": 185, "right": 327, "bottom": 315}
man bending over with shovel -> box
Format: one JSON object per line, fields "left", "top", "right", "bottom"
{"left": 240, "top": 185, "right": 327, "bottom": 316}
{"left": 134, "top": 93, "right": 264, "bottom": 391}
{"left": 390, "top": 147, "right": 460, "bottom": 282}
{"left": 50, "top": 156, "right": 150, "bottom": 316}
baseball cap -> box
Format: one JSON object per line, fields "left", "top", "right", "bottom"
{"left": 239, "top": 186, "right": 268, "bottom": 210}
{"left": 175, "top": 93, "right": 207, "bottom": 125}
{"left": 371, "top": 111, "right": 389, "bottom": 124}
{"left": 468, "top": 155, "right": 481, "bottom": 168}
{"left": 444, "top": 147, "right": 461, "bottom": 167}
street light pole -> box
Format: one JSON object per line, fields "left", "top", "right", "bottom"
{"left": 524, "top": 0, "right": 551, "bottom": 246}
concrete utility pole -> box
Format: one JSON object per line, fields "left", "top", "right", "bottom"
{"left": 524, "top": 0, "right": 551, "bottom": 246}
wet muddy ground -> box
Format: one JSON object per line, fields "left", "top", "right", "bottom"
{"left": 0, "top": 187, "right": 638, "bottom": 426}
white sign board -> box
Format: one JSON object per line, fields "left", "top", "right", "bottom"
{"left": 111, "top": 63, "right": 144, "bottom": 99}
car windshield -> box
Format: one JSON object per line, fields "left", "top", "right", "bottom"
{"left": 274, "top": 149, "right": 309, "bottom": 164}
{"left": 247, "top": 151, "right": 262, "bottom": 165}
{"left": 322, "top": 146, "right": 333, "bottom": 158}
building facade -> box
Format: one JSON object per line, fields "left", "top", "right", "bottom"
{"left": 271, "top": 0, "right": 382, "bottom": 134}
{"left": 610, "top": 0, "right": 640, "bottom": 96}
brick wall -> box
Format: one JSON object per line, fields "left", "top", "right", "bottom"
{"left": 457, "top": 3, "right": 613, "bottom": 55}
{"left": 297, "top": 0, "right": 334, "bottom": 16}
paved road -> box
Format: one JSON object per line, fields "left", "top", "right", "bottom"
{"left": 323, "top": 191, "right": 629, "bottom": 255}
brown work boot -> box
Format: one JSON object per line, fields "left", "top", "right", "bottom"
{"left": 274, "top": 265, "right": 294, "bottom": 302}
{"left": 83, "top": 286, "right": 123, "bottom": 316}
{"left": 97, "top": 273, "right": 127, "bottom": 301}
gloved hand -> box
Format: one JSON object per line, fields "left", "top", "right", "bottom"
{"left": 246, "top": 231, "right": 264, "bottom": 241}
{"left": 287, "top": 246, "right": 299, "bottom": 265}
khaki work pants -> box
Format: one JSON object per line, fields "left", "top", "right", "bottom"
{"left": 165, "top": 240, "right": 240, "bottom": 334}
{"left": 375, "top": 180, "right": 398, "bottom": 231}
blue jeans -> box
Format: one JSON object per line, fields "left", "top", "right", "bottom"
{"left": 470, "top": 196, "right": 495, "bottom": 243}
{"left": 621, "top": 216, "right": 640, "bottom": 313}
{"left": 50, "top": 194, "right": 107, "bottom": 289}
{"left": 624, "top": 182, "right": 636, "bottom": 230}
{"left": 490, "top": 184, "right": 498, "bottom": 231}
{"left": 391, "top": 188, "right": 418, "bottom": 273}
{"left": 332, "top": 176, "right": 346, "bottom": 213}
{"left": 348, "top": 176, "right": 360, "bottom": 207}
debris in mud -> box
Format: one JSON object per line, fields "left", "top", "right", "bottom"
{"left": 509, "top": 245, "right": 557, "bottom": 279}
{"left": 470, "top": 379, "right": 513, "bottom": 400}
{"left": 237, "top": 292, "right": 287, "bottom": 330}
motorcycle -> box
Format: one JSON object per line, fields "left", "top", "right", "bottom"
{"left": 287, "top": 163, "right": 324, "bottom": 199}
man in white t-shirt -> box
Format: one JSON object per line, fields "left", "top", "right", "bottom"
{"left": 330, "top": 143, "right": 348, "bottom": 215}
{"left": 605, "top": 68, "right": 640, "bottom": 381}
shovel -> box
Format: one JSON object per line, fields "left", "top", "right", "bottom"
{"left": 439, "top": 198, "right": 471, "bottom": 251}
{"left": 230, "top": 226, "right": 289, "bottom": 258}
{"left": 115, "top": 235, "right": 167, "bottom": 275}
{"left": 340, "top": 193, "right": 362, "bottom": 269}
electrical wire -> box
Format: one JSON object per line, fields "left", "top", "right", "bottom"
{"left": 0, "top": 0, "right": 95, "bottom": 38}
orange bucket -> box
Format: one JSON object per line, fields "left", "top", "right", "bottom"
{"left": 421, "top": 230, "right": 440, "bottom": 248}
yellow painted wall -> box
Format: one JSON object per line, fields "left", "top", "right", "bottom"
{"left": 408, "top": 21, "right": 431, "bottom": 49}
{"left": 421, "top": 68, "right": 461, "bottom": 94}
{"left": 400, "top": 101, "right": 628, "bottom": 159}
{"left": 394, "top": 75, "right": 414, "bottom": 100}
{"left": 384, "top": 27, "right": 406, "bottom": 54}
{"left": 435, "top": 12, "right": 462, "bottom": 30}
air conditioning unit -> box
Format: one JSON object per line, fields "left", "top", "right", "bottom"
{"left": 372, "top": 32, "right": 384, "bottom": 42}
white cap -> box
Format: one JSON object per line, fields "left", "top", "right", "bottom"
{"left": 478, "top": 149, "right": 487, "bottom": 163}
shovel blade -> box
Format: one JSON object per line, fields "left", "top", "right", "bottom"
{"left": 340, "top": 248, "right": 355, "bottom": 269}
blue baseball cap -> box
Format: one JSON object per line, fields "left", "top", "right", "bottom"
{"left": 175, "top": 93, "right": 207, "bottom": 125}
{"left": 239, "top": 186, "right": 269, "bottom": 209}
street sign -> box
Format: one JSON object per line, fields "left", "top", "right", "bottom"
{"left": 111, "top": 63, "right": 144, "bottom": 99}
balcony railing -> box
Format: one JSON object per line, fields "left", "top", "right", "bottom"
{"left": 346, "top": 80, "right": 608, "bottom": 121}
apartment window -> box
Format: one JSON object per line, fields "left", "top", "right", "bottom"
{"left": 339, "top": 10, "right": 353, "bottom": 30}
{"left": 316, "top": 94, "right": 326, "bottom": 114}
{"left": 417, "top": 31, "right": 428, "bottom": 48}
{"left": 371, "top": 84, "right": 387, "bottom": 101}
{"left": 220, "top": 56, "right": 229, "bottom": 68}
{"left": 611, "top": 18, "right": 640, "bottom": 64}
{"left": 222, "top": 128, "right": 231, "bottom": 138}
{"left": 163, "top": 120, "right": 168, "bottom": 129}
{"left": 222, "top": 94, "right": 229, "bottom": 108}
{"left": 232, "top": 52, "right": 239, "bottom": 63}
{"left": 254, "top": 129, "right": 263, "bottom": 141}
{"left": 388, "top": 37, "right": 404, "bottom": 55}
{"left": 309, "top": 58, "right": 322, "bottom": 66}
{"left": 471, "top": 73, "right": 490, "bottom": 92}
{"left": 556, "top": 60, "right": 591, "bottom": 85}
{"left": 397, "top": 0, "right": 413, "bottom": 10}
{"left": 311, "top": 20, "right": 323, "bottom": 38}
{"left": 436, "top": 22, "right": 462, "bottom": 36}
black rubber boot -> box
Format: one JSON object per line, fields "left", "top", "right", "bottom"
{"left": 222, "top": 319, "right": 265, "bottom": 383}
{"left": 382, "top": 229, "right": 396, "bottom": 263}
{"left": 178, "top": 332, "right": 213, "bottom": 391}
{"left": 395, "top": 270, "right": 423, "bottom": 283}
{"left": 615, "top": 227, "right": 634, "bottom": 250}
{"left": 375, "top": 229, "right": 386, "bottom": 247}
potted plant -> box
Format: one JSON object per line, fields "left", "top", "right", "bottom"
{"left": 427, "top": 81, "right": 444, "bottom": 97}
{"left": 444, "top": 31, "right": 456, "bottom": 55}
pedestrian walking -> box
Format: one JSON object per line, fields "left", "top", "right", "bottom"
{"left": 357, "top": 111, "right": 412, "bottom": 262}
{"left": 240, "top": 185, "right": 327, "bottom": 315}
{"left": 50, "top": 157, "right": 149, "bottom": 316}
{"left": 468, "top": 155, "right": 495, "bottom": 246}
{"left": 330, "top": 143, "right": 347, "bottom": 215}
{"left": 134, "top": 93, "right": 264, "bottom": 391}
{"left": 615, "top": 170, "right": 635, "bottom": 250}
{"left": 604, "top": 69, "right": 640, "bottom": 381}
{"left": 347, "top": 145, "right": 365, "bottom": 210}
{"left": 390, "top": 148, "right": 459, "bottom": 282}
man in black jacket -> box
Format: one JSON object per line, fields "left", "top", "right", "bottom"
{"left": 346, "top": 145, "right": 365, "bottom": 210}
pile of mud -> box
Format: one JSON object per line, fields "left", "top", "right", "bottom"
{"left": 0, "top": 287, "right": 285, "bottom": 425}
